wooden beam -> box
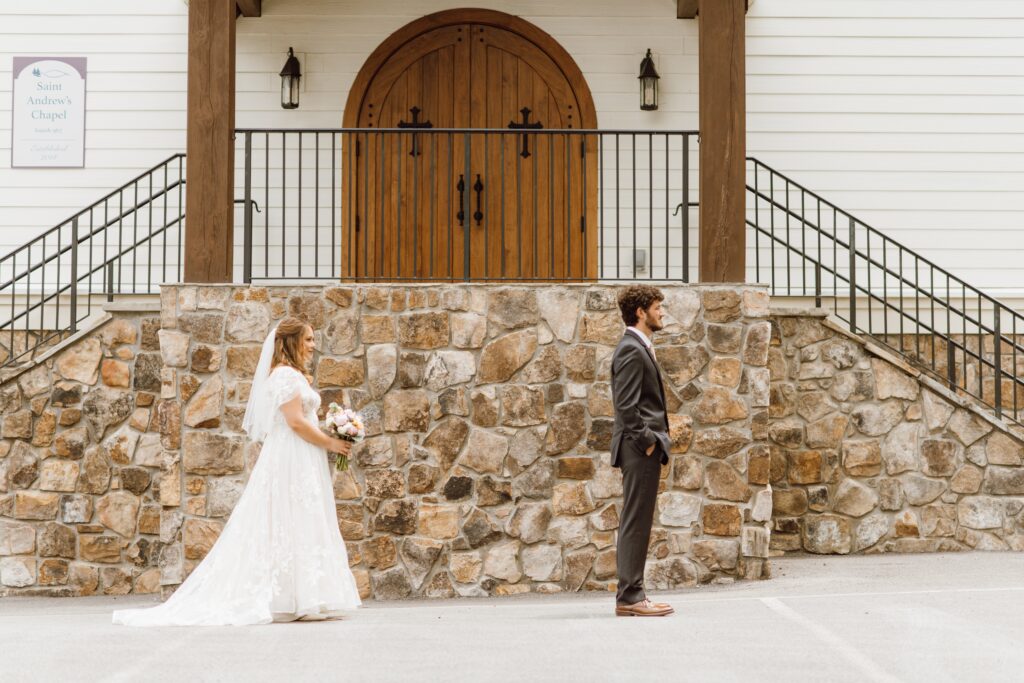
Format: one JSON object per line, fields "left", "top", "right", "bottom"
{"left": 185, "top": 0, "right": 236, "bottom": 283}
{"left": 678, "top": 0, "right": 754, "bottom": 19}
{"left": 235, "top": 0, "right": 261, "bottom": 18}
{"left": 698, "top": 0, "right": 746, "bottom": 282}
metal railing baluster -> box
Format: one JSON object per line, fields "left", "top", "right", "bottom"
{"left": 281, "top": 132, "right": 286, "bottom": 278}
{"left": 315, "top": 132, "right": 320, "bottom": 278}
{"left": 682, "top": 136, "right": 689, "bottom": 283}
{"left": 500, "top": 133, "right": 506, "bottom": 278}
{"left": 995, "top": 307, "right": 1002, "bottom": 417}
{"left": 244, "top": 132, "right": 253, "bottom": 283}
{"left": 70, "top": 219, "right": 78, "bottom": 333}
{"left": 430, "top": 134, "right": 437, "bottom": 280}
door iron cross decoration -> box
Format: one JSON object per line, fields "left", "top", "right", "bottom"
{"left": 508, "top": 107, "right": 543, "bottom": 158}
{"left": 397, "top": 106, "right": 433, "bottom": 156}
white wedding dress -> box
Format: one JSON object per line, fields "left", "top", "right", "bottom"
{"left": 113, "top": 365, "right": 361, "bottom": 626}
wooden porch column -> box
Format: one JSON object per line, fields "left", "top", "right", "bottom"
{"left": 184, "top": 0, "right": 236, "bottom": 283}
{"left": 698, "top": 0, "right": 746, "bottom": 282}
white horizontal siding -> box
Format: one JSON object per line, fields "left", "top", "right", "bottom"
{"left": 746, "top": 0, "right": 1024, "bottom": 299}
{"left": 0, "top": 0, "right": 187, "bottom": 276}
{"left": 0, "top": 0, "right": 1021, "bottom": 308}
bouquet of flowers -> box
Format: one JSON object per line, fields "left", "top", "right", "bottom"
{"left": 323, "top": 403, "right": 365, "bottom": 470}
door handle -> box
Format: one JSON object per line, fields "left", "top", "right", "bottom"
{"left": 473, "top": 174, "right": 483, "bottom": 226}
{"left": 457, "top": 174, "right": 465, "bottom": 226}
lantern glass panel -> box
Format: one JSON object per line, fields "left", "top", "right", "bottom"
{"left": 281, "top": 75, "right": 300, "bottom": 109}
{"left": 641, "top": 78, "right": 657, "bottom": 111}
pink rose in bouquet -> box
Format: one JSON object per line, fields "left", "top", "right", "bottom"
{"left": 323, "top": 402, "right": 365, "bottom": 470}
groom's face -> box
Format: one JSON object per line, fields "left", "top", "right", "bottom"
{"left": 640, "top": 300, "right": 664, "bottom": 332}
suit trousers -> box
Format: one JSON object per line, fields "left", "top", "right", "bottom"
{"left": 615, "top": 439, "right": 663, "bottom": 605}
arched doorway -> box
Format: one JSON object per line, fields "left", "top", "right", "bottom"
{"left": 342, "top": 9, "right": 598, "bottom": 281}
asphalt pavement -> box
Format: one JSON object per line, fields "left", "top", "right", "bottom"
{"left": 2, "top": 553, "right": 1024, "bottom": 682}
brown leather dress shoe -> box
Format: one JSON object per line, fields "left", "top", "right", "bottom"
{"left": 615, "top": 599, "right": 674, "bottom": 617}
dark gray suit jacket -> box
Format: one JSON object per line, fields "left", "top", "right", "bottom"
{"left": 610, "top": 329, "right": 670, "bottom": 468}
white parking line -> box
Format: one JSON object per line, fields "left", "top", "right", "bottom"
{"left": 760, "top": 597, "right": 904, "bottom": 683}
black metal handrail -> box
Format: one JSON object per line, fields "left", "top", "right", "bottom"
{"left": 0, "top": 154, "right": 186, "bottom": 367}
{"left": 235, "top": 128, "right": 699, "bottom": 283}
{"left": 747, "top": 157, "right": 1024, "bottom": 425}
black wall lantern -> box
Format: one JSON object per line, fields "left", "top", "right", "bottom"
{"left": 639, "top": 49, "right": 660, "bottom": 111}
{"left": 280, "top": 47, "right": 301, "bottom": 110}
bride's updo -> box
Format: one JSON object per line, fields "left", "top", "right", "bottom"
{"left": 272, "top": 317, "right": 313, "bottom": 379}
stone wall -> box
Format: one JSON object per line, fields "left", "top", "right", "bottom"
{"left": 769, "top": 311, "right": 1024, "bottom": 555}
{"left": 0, "top": 311, "right": 165, "bottom": 595}
{"left": 0, "top": 330, "right": 72, "bottom": 372}
{"left": 877, "top": 332, "right": 1024, "bottom": 421}
{"left": 1, "top": 283, "right": 774, "bottom": 598}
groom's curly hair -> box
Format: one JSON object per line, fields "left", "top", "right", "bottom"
{"left": 272, "top": 317, "right": 313, "bottom": 381}
{"left": 617, "top": 284, "right": 665, "bottom": 326}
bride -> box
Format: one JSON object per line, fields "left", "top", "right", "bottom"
{"left": 113, "top": 318, "right": 362, "bottom": 626}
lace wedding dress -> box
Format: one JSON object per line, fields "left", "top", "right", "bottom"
{"left": 113, "top": 364, "right": 361, "bottom": 626}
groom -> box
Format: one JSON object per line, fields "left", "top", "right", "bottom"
{"left": 610, "top": 284, "right": 674, "bottom": 617}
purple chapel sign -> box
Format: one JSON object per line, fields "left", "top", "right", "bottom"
{"left": 11, "top": 56, "right": 87, "bottom": 168}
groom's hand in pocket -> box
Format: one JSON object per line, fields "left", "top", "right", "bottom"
{"left": 645, "top": 443, "right": 656, "bottom": 456}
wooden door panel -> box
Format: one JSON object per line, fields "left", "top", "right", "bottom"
{"left": 345, "top": 13, "right": 596, "bottom": 281}
{"left": 471, "top": 23, "right": 594, "bottom": 280}
{"left": 345, "top": 25, "right": 471, "bottom": 280}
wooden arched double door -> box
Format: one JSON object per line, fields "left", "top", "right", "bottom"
{"left": 342, "top": 9, "right": 598, "bottom": 281}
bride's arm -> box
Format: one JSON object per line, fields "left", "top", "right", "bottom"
{"left": 279, "top": 396, "right": 352, "bottom": 456}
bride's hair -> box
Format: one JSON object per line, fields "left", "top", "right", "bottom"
{"left": 271, "top": 317, "right": 313, "bottom": 379}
